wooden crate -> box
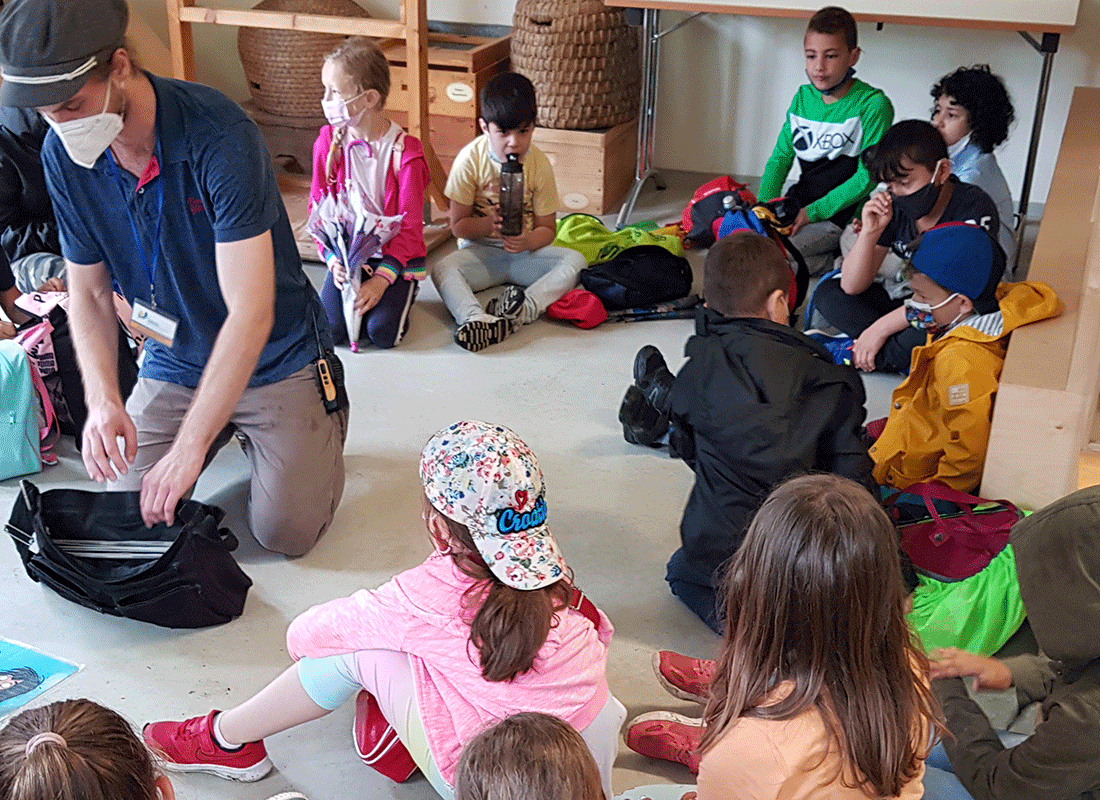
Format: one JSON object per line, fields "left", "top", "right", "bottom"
{"left": 533, "top": 119, "right": 638, "bottom": 215}
{"left": 382, "top": 33, "right": 509, "bottom": 122}
{"left": 388, "top": 110, "right": 474, "bottom": 174}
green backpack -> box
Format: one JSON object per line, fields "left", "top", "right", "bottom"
{"left": 907, "top": 543, "right": 1026, "bottom": 656}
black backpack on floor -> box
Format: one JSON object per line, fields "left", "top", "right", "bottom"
{"left": 580, "top": 245, "right": 693, "bottom": 311}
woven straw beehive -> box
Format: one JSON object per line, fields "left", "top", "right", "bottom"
{"left": 238, "top": 0, "right": 371, "bottom": 119}
{"left": 511, "top": 0, "right": 640, "bottom": 130}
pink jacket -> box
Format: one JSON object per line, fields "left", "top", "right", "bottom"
{"left": 286, "top": 552, "right": 613, "bottom": 784}
{"left": 309, "top": 124, "right": 429, "bottom": 283}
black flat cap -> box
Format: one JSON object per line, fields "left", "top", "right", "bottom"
{"left": 0, "top": 0, "right": 129, "bottom": 107}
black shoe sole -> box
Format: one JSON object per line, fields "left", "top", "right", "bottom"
{"left": 455, "top": 318, "right": 511, "bottom": 352}
{"left": 619, "top": 386, "right": 669, "bottom": 446}
{"left": 633, "top": 345, "right": 674, "bottom": 412}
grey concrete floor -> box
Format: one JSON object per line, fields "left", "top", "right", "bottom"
{"left": 0, "top": 170, "right": 1033, "bottom": 799}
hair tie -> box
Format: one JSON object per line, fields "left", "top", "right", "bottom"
{"left": 25, "top": 732, "right": 67, "bottom": 756}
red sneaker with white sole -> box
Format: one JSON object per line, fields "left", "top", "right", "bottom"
{"left": 354, "top": 690, "right": 418, "bottom": 782}
{"left": 143, "top": 710, "right": 272, "bottom": 782}
{"left": 653, "top": 650, "right": 716, "bottom": 704}
{"left": 626, "top": 711, "right": 703, "bottom": 773}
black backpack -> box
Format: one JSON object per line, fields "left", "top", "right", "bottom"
{"left": 580, "top": 245, "right": 693, "bottom": 311}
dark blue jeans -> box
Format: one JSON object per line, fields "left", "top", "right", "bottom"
{"left": 666, "top": 547, "right": 722, "bottom": 634}
{"left": 320, "top": 263, "right": 419, "bottom": 349}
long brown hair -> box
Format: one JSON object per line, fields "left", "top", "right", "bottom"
{"left": 700, "top": 474, "right": 945, "bottom": 797}
{"left": 323, "top": 36, "right": 392, "bottom": 184}
{"left": 0, "top": 699, "right": 158, "bottom": 800}
{"left": 441, "top": 514, "right": 571, "bottom": 683}
{"left": 455, "top": 712, "right": 605, "bottom": 800}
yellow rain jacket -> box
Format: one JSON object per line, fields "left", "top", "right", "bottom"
{"left": 871, "top": 281, "right": 1061, "bottom": 493}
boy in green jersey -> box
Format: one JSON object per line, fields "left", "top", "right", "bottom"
{"left": 757, "top": 6, "right": 894, "bottom": 275}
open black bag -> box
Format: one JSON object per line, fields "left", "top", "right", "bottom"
{"left": 6, "top": 481, "right": 252, "bottom": 628}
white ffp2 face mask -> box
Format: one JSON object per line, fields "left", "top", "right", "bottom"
{"left": 46, "top": 81, "right": 125, "bottom": 169}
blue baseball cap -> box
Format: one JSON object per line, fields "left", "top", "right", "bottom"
{"left": 909, "top": 222, "right": 1002, "bottom": 302}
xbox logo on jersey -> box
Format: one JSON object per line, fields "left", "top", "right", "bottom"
{"left": 792, "top": 125, "right": 814, "bottom": 152}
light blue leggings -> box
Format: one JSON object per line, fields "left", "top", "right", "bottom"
{"left": 297, "top": 650, "right": 453, "bottom": 799}
{"left": 922, "top": 731, "right": 1029, "bottom": 799}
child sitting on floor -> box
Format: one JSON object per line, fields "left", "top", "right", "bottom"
{"left": 756, "top": 5, "right": 893, "bottom": 276}
{"left": 813, "top": 119, "right": 1005, "bottom": 373}
{"left": 143, "top": 420, "right": 621, "bottom": 800}
{"left": 931, "top": 65, "right": 1016, "bottom": 262}
{"left": 869, "top": 222, "right": 1059, "bottom": 494}
{"left": 628, "top": 474, "right": 944, "bottom": 797}
{"left": 618, "top": 231, "right": 873, "bottom": 632}
{"left": 925, "top": 484, "right": 1100, "bottom": 800}
{"left": 0, "top": 698, "right": 178, "bottom": 800}
{"left": 455, "top": 712, "right": 605, "bottom": 800}
{"left": 311, "top": 37, "right": 429, "bottom": 350}
{"left": 431, "top": 72, "right": 586, "bottom": 352}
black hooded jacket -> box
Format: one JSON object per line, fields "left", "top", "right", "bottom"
{"left": 0, "top": 106, "right": 60, "bottom": 279}
{"left": 668, "top": 308, "right": 874, "bottom": 579}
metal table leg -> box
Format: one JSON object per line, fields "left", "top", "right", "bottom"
{"left": 617, "top": 7, "right": 664, "bottom": 228}
{"left": 1013, "top": 31, "right": 1060, "bottom": 276}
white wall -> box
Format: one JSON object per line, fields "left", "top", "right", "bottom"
{"left": 135, "top": 0, "right": 1100, "bottom": 204}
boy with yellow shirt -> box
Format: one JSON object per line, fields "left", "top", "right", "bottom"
{"left": 432, "top": 72, "right": 586, "bottom": 352}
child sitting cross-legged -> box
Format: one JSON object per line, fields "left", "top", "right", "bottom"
{"left": 143, "top": 420, "right": 621, "bottom": 800}
{"left": 431, "top": 72, "right": 586, "bottom": 352}
{"left": 627, "top": 474, "right": 945, "bottom": 797}
{"left": 869, "top": 222, "right": 1059, "bottom": 494}
{"left": 618, "top": 230, "right": 873, "bottom": 633}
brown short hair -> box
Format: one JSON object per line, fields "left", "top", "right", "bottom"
{"left": 702, "top": 231, "right": 790, "bottom": 318}
{"left": 455, "top": 713, "right": 605, "bottom": 800}
{"left": 807, "top": 6, "right": 858, "bottom": 50}
{"left": 0, "top": 699, "right": 158, "bottom": 800}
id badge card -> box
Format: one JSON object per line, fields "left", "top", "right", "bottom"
{"left": 131, "top": 298, "right": 178, "bottom": 348}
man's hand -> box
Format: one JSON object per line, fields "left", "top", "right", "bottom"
{"left": 930, "top": 647, "right": 1014, "bottom": 692}
{"left": 0, "top": 320, "right": 15, "bottom": 340}
{"left": 789, "top": 208, "right": 811, "bottom": 236}
{"left": 140, "top": 442, "right": 204, "bottom": 527}
{"left": 355, "top": 273, "right": 390, "bottom": 315}
{"left": 851, "top": 326, "right": 888, "bottom": 372}
{"left": 860, "top": 191, "right": 893, "bottom": 238}
{"left": 82, "top": 402, "right": 138, "bottom": 482}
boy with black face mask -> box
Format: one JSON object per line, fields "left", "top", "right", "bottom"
{"left": 813, "top": 119, "right": 1006, "bottom": 374}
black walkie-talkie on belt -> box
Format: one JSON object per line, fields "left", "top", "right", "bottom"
{"left": 312, "top": 318, "right": 347, "bottom": 414}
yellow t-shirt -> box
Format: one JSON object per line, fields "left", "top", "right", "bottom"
{"left": 444, "top": 135, "right": 560, "bottom": 239}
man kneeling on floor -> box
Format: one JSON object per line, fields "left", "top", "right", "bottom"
{"left": 618, "top": 230, "right": 874, "bottom": 633}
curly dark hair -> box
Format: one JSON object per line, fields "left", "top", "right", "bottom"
{"left": 931, "top": 65, "right": 1014, "bottom": 153}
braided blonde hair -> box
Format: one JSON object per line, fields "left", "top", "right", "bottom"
{"left": 324, "top": 37, "right": 392, "bottom": 185}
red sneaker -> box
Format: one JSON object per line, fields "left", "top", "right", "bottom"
{"left": 354, "top": 690, "right": 418, "bottom": 782}
{"left": 143, "top": 710, "right": 272, "bottom": 782}
{"left": 653, "top": 650, "right": 715, "bottom": 703}
{"left": 626, "top": 711, "right": 703, "bottom": 773}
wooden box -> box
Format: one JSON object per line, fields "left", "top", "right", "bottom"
{"left": 384, "top": 31, "right": 508, "bottom": 172}
{"left": 533, "top": 119, "right": 638, "bottom": 215}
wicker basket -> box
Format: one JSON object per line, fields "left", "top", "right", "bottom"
{"left": 238, "top": 0, "right": 371, "bottom": 119}
{"left": 511, "top": 0, "right": 639, "bottom": 130}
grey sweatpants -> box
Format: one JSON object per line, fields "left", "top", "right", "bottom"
{"left": 113, "top": 364, "right": 348, "bottom": 556}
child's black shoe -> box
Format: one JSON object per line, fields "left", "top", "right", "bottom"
{"left": 619, "top": 385, "right": 669, "bottom": 446}
{"left": 633, "top": 345, "right": 674, "bottom": 413}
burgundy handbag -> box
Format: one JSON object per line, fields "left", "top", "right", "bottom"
{"left": 885, "top": 482, "right": 1022, "bottom": 582}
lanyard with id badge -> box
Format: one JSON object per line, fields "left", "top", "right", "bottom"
{"left": 107, "top": 140, "right": 178, "bottom": 348}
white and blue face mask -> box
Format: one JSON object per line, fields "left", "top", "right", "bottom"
{"left": 904, "top": 292, "right": 963, "bottom": 335}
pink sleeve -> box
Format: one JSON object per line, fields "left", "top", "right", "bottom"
{"left": 286, "top": 578, "right": 410, "bottom": 660}
{"left": 378, "top": 135, "right": 429, "bottom": 282}
{"left": 309, "top": 127, "right": 336, "bottom": 264}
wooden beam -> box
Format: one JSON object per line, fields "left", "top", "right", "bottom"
{"left": 165, "top": 0, "right": 196, "bottom": 81}
{"left": 176, "top": 7, "right": 406, "bottom": 38}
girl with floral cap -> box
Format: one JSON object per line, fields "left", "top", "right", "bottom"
{"left": 143, "top": 420, "right": 622, "bottom": 800}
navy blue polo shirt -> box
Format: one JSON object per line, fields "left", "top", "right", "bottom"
{"left": 42, "top": 73, "right": 327, "bottom": 388}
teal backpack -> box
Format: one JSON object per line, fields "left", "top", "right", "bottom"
{"left": 1, "top": 339, "right": 46, "bottom": 480}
